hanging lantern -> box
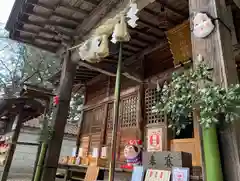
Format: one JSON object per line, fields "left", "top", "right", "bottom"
{"left": 53, "top": 95, "right": 59, "bottom": 105}
{"left": 111, "top": 14, "right": 130, "bottom": 43}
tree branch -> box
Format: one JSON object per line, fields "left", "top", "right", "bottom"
{"left": 0, "top": 59, "right": 13, "bottom": 79}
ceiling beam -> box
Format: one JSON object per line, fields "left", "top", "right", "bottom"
{"left": 76, "top": 0, "right": 119, "bottom": 38}
{"left": 15, "top": 29, "right": 61, "bottom": 44}
{"left": 59, "top": 3, "right": 89, "bottom": 15}
{"left": 156, "top": 0, "right": 188, "bottom": 18}
{"left": 137, "top": 19, "right": 165, "bottom": 34}
{"left": 83, "top": 0, "right": 99, "bottom": 6}
{"left": 17, "top": 20, "right": 71, "bottom": 41}
{"left": 78, "top": 61, "right": 116, "bottom": 77}
{"left": 129, "top": 27, "right": 163, "bottom": 40}
{"left": 71, "top": 50, "right": 143, "bottom": 83}
{"left": 124, "top": 39, "right": 169, "bottom": 66}
{"left": 14, "top": 37, "right": 56, "bottom": 53}
{"left": 26, "top": 2, "right": 85, "bottom": 22}
{"left": 143, "top": 8, "right": 177, "bottom": 26}
{"left": 22, "top": 12, "right": 77, "bottom": 29}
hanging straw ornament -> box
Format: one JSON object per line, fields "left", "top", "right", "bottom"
{"left": 111, "top": 14, "right": 130, "bottom": 43}
{"left": 126, "top": 0, "right": 139, "bottom": 28}
{"left": 79, "top": 37, "right": 102, "bottom": 63}
{"left": 96, "top": 34, "right": 109, "bottom": 58}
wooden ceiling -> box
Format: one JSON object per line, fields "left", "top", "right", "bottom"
{"left": 6, "top": 0, "right": 240, "bottom": 85}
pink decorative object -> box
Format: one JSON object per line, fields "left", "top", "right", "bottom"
{"left": 53, "top": 96, "right": 59, "bottom": 105}
{"left": 121, "top": 139, "right": 142, "bottom": 170}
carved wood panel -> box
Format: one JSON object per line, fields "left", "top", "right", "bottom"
{"left": 120, "top": 95, "right": 138, "bottom": 128}
{"left": 88, "top": 106, "right": 105, "bottom": 154}
{"left": 145, "top": 88, "right": 166, "bottom": 125}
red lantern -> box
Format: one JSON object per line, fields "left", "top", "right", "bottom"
{"left": 53, "top": 96, "right": 59, "bottom": 105}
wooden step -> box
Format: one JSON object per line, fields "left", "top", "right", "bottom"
{"left": 71, "top": 176, "right": 84, "bottom": 181}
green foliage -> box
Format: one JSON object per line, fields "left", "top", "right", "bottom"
{"left": 68, "top": 92, "right": 83, "bottom": 123}
{"left": 154, "top": 63, "right": 240, "bottom": 133}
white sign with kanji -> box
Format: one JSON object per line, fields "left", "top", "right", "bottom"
{"left": 147, "top": 128, "right": 163, "bottom": 152}
{"left": 144, "top": 169, "right": 171, "bottom": 181}
{"left": 172, "top": 167, "right": 190, "bottom": 181}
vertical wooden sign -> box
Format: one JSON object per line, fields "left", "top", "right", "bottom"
{"left": 166, "top": 20, "right": 192, "bottom": 66}
{"left": 147, "top": 128, "right": 163, "bottom": 152}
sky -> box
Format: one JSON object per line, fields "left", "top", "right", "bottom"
{"left": 0, "top": 0, "right": 14, "bottom": 23}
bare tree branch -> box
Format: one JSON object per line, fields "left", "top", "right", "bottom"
{"left": 0, "top": 45, "right": 8, "bottom": 52}
{"left": 0, "top": 59, "right": 13, "bottom": 79}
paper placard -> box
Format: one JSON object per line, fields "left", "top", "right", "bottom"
{"left": 147, "top": 128, "right": 163, "bottom": 152}
{"left": 101, "top": 146, "right": 107, "bottom": 158}
{"left": 92, "top": 148, "right": 99, "bottom": 158}
{"left": 172, "top": 167, "right": 190, "bottom": 181}
{"left": 72, "top": 148, "right": 76, "bottom": 157}
{"left": 131, "top": 166, "right": 145, "bottom": 181}
{"left": 78, "top": 148, "right": 84, "bottom": 157}
{"left": 145, "top": 169, "right": 171, "bottom": 181}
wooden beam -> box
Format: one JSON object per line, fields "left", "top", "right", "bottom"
{"left": 143, "top": 8, "right": 179, "bottom": 26}
{"left": 26, "top": 2, "right": 84, "bottom": 23}
{"left": 83, "top": 0, "right": 99, "bottom": 6}
{"left": 15, "top": 29, "right": 61, "bottom": 44}
{"left": 189, "top": 0, "right": 239, "bottom": 181}
{"left": 124, "top": 39, "right": 169, "bottom": 66}
{"left": 16, "top": 21, "right": 70, "bottom": 40}
{"left": 76, "top": 0, "right": 119, "bottom": 38}
{"left": 129, "top": 27, "right": 163, "bottom": 40}
{"left": 22, "top": 12, "right": 77, "bottom": 29}
{"left": 156, "top": 0, "right": 188, "bottom": 18}
{"left": 78, "top": 61, "right": 116, "bottom": 77}
{"left": 14, "top": 37, "right": 57, "bottom": 53}
{"left": 41, "top": 49, "right": 77, "bottom": 181}
{"left": 138, "top": 19, "right": 165, "bottom": 34}
{"left": 1, "top": 113, "right": 23, "bottom": 181}
{"left": 59, "top": 4, "right": 88, "bottom": 15}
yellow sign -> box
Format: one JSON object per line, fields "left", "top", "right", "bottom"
{"left": 166, "top": 20, "right": 192, "bottom": 66}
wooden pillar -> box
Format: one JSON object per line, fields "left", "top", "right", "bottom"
{"left": 137, "top": 84, "right": 145, "bottom": 141}
{"left": 189, "top": 1, "right": 240, "bottom": 181}
{"left": 1, "top": 112, "right": 23, "bottom": 181}
{"left": 41, "top": 50, "right": 77, "bottom": 181}
{"left": 76, "top": 88, "right": 86, "bottom": 156}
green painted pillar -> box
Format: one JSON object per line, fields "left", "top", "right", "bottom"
{"left": 202, "top": 125, "right": 223, "bottom": 181}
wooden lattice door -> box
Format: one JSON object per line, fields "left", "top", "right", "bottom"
{"left": 118, "top": 94, "right": 139, "bottom": 162}
{"left": 88, "top": 106, "right": 105, "bottom": 155}
{"left": 145, "top": 87, "right": 169, "bottom": 150}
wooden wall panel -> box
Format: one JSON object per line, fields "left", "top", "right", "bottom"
{"left": 88, "top": 106, "right": 105, "bottom": 155}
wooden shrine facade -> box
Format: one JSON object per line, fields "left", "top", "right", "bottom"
{"left": 77, "top": 67, "right": 202, "bottom": 167}
{"left": 6, "top": 0, "right": 240, "bottom": 180}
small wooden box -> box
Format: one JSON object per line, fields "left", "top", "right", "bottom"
{"left": 80, "top": 157, "right": 90, "bottom": 165}
{"left": 89, "top": 157, "right": 108, "bottom": 167}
